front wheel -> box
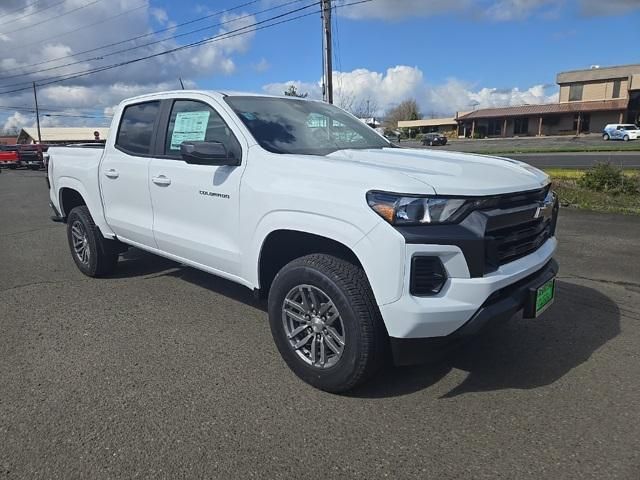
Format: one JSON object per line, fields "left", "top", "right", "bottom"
{"left": 66, "top": 206, "right": 119, "bottom": 277}
{"left": 268, "top": 254, "right": 387, "bottom": 393}
{"left": 603, "top": 133, "right": 610, "bottom": 141}
{"left": 623, "top": 135, "right": 630, "bottom": 142}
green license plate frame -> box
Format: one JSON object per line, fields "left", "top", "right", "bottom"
{"left": 524, "top": 277, "right": 556, "bottom": 318}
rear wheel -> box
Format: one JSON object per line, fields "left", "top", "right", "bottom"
{"left": 268, "top": 254, "right": 387, "bottom": 393}
{"left": 603, "top": 133, "right": 610, "bottom": 141}
{"left": 66, "top": 206, "right": 119, "bottom": 277}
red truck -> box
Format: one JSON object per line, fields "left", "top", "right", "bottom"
{"left": 0, "top": 145, "right": 20, "bottom": 169}
{"left": 0, "top": 144, "right": 47, "bottom": 170}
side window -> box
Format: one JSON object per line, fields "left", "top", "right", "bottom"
{"left": 164, "top": 100, "right": 241, "bottom": 160}
{"left": 116, "top": 101, "right": 160, "bottom": 155}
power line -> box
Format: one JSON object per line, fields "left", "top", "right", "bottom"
{"left": 0, "top": 0, "right": 263, "bottom": 77}
{"left": 0, "top": 0, "right": 103, "bottom": 36}
{"left": 0, "top": 0, "right": 66, "bottom": 27}
{"left": 18, "top": 1, "right": 149, "bottom": 51}
{"left": 0, "top": 0, "right": 309, "bottom": 84}
{"left": 0, "top": 0, "right": 372, "bottom": 96}
{"left": 0, "top": 0, "right": 47, "bottom": 20}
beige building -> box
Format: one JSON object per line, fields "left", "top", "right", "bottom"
{"left": 457, "top": 63, "right": 640, "bottom": 138}
{"left": 397, "top": 117, "right": 459, "bottom": 137}
{"left": 17, "top": 127, "right": 109, "bottom": 144}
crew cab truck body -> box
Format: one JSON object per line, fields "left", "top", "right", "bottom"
{"left": 48, "top": 90, "right": 559, "bottom": 392}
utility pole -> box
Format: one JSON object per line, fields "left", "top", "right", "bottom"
{"left": 32, "top": 82, "right": 42, "bottom": 144}
{"left": 321, "top": 0, "right": 333, "bottom": 104}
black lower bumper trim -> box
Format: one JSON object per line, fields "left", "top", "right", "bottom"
{"left": 390, "top": 258, "right": 559, "bottom": 366}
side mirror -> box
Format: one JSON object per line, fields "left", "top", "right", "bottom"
{"left": 180, "top": 141, "right": 239, "bottom": 166}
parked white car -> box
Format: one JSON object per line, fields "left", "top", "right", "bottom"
{"left": 47, "top": 90, "right": 559, "bottom": 392}
{"left": 603, "top": 123, "right": 640, "bottom": 141}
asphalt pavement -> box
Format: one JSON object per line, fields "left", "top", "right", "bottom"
{"left": 1, "top": 170, "right": 639, "bottom": 479}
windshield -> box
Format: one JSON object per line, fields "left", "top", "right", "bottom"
{"left": 622, "top": 125, "right": 639, "bottom": 130}
{"left": 225, "top": 96, "right": 390, "bottom": 155}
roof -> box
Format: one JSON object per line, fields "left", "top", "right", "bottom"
{"left": 556, "top": 64, "right": 640, "bottom": 84}
{"left": 458, "top": 99, "right": 628, "bottom": 120}
{"left": 397, "top": 118, "right": 458, "bottom": 128}
{"left": 20, "top": 127, "right": 109, "bottom": 142}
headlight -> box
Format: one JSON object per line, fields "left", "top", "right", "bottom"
{"left": 367, "top": 191, "right": 473, "bottom": 225}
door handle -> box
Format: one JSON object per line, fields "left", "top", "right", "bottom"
{"left": 104, "top": 168, "right": 119, "bottom": 179}
{"left": 152, "top": 175, "right": 171, "bottom": 186}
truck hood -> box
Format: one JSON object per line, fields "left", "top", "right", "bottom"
{"left": 327, "top": 147, "right": 549, "bottom": 196}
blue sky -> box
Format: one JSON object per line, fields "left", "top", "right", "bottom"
{"left": 0, "top": 0, "right": 639, "bottom": 129}
{"left": 156, "top": 0, "right": 640, "bottom": 95}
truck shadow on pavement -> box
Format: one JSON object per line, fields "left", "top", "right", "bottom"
{"left": 108, "top": 253, "right": 620, "bottom": 400}
{"left": 351, "top": 281, "right": 621, "bottom": 398}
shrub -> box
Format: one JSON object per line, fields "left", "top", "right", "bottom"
{"left": 577, "top": 163, "right": 639, "bottom": 195}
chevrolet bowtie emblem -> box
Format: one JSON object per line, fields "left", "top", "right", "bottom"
{"left": 534, "top": 198, "right": 554, "bottom": 220}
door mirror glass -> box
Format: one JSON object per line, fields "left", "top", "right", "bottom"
{"left": 180, "top": 141, "right": 238, "bottom": 166}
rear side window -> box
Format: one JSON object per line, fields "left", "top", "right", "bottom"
{"left": 116, "top": 101, "right": 160, "bottom": 155}
{"left": 164, "top": 100, "right": 241, "bottom": 160}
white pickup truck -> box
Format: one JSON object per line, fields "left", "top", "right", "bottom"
{"left": 48, "top": 90, "right": 559, "bottom": 392}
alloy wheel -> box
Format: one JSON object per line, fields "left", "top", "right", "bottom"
{"left": 71, "top": 220, "right": 90, "bottom": 265}
{"left": 282, "top": 284, "right": 346, "bottom": 369}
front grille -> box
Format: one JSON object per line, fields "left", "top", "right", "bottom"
{"left": 488, "top": 218, "right": 552, "bottom": 266}
{"left": 483, "top": 186, "right": 557, "bottom": 271}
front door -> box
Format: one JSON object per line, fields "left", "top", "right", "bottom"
{"left": 148, "top": 98, "right": 246, "bottom": 278}
{"left": 100, "top": 100, "right": 160, "bottom": 247}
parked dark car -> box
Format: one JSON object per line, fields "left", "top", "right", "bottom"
{"left": 422, "top": 132, "right": 448, "bottom": 146}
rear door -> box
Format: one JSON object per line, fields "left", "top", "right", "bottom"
{"left": 100, "top": 100, "right": 160, "bottom": 247}
{"left": 148, "top": 97, "right": 246, "bottom": 278}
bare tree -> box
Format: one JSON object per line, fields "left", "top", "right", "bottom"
{"left": 383, "top": 99, "right": 421, "bottom": 129}
{"left": 351, "top": 98, "right": 379, "bottom": 119}
{"left": 284, "top": 85, "right": 308, "bottom": 98}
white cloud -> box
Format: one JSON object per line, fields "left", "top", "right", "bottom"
{"left": 253, "top": 58, "right": 270, "bottom": 73}
{"left": 338, "top": 0, "right": 471, "bottom": 20}
{"left": 3, "top": 111, "right": 31, "bottom": 131}
{"left": 264, "top": 66, "right": 558, "bottom": 117}
{"left": 338, "top": 0, "right": 626, "bottom": 20}
{"left": 0, "top": 0, "right": 257, "bottom": 127}
{"left": 579, "top": 0, "right": 640, "bottom": 15}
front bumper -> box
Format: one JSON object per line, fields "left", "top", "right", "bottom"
{"left": 389, "top": 257, "right": 558, "bottom": 365}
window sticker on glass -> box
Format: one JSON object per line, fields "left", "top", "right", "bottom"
{"left": 170, "top": 111, "right": 210, "bottom": 150}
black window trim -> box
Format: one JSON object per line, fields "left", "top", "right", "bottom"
{"left": 114, "top": 99, "right": 162, "bottom": 158}
{"left": 153, "top": 98, "right": 243, "bottom": 164}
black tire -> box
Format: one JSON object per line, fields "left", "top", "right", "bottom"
{"left": 623, "top": 135, "right": 630, "bottom": 142}
{"left": 603, "top": 133, "right": 609, "bottom": 141}
{"left": 9, "top": 165, "right": 16, "bottom": 170}
{"left": 66, "top": 206, "right": 119, "bottom": 277}
{"left": 268, "top": 254, "right": 387, "bottom": 393}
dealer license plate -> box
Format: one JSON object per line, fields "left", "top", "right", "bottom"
{"left": 535, "top": 278, "right": 555, "bottom": 316}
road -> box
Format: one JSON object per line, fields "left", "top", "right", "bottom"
{"left": 1, "top": 170, "right": 639, "bottom": 479}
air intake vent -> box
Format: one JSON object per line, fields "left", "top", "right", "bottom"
{"left": 410, "top": 256, "right": 447, "bottom": 296}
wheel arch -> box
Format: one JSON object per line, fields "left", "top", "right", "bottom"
{"left": 257, "top": 229, "right": 364, "bottom": 298}
{"left": 55, "top": 176, "right": 115, "bottom": 237}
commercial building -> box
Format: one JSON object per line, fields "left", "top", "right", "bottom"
{"left": 397, "top": 117, "right": 459, "bottom": 137}
{"left": 16, "top": 127, "right": 109, "bottom": 144}
{"left": 457, "top": 63, "right": 640, "bottom": 138}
